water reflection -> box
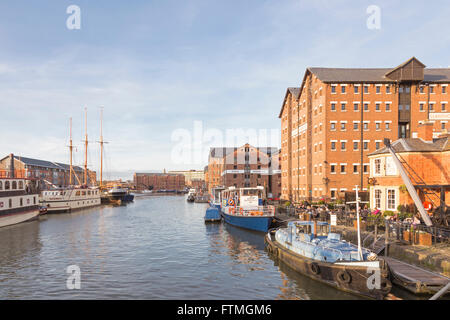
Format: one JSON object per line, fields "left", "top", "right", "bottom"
{"left": 0, "top": 197, "right": 422, "bottom": 300}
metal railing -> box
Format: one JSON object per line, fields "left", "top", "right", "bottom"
{"left": 224, "top": 205, "right": 275, "bottom": 217}
{"left": 385, "top": 220, "right": 450, "bottom": 245}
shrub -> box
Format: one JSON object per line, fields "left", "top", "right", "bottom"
{"left": 383, "top": 210, "right": 394, "bottom": 217}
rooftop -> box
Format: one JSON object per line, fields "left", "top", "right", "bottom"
{"left": 369, "top": 136, "right": 450, "bottom": 156}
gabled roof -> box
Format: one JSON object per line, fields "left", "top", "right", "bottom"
{"left": 209, "top": 147, "right": 236, "bottom": 159}
{"left": 54, "top": 162, "right": 84, "bottom": 172}
{"left": 278, "top": 87, "right": 300, "bottom": 118}
{"left": 385, "top": 56, "right": 426, "bottom": 78}
{"left": 369, "top": 137, "right": 450, "bottom": 156}
{"left": 304, "top": 57, "right": 450, "bottom": 84}
{"left": 12, "top": 156, "right": 61, "bottom": 170}
{"left": 1, "top": 155, "right": 86, "bottom": 171}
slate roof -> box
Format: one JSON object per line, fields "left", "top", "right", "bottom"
{"left": 278, "top": 87, "right": 300, "bottom": 118}
{"left": 0, "top": 155, "right": 86, "bottom": 171}
{"left": 369, "top": 137, "right": 450, "bottom": 156}
{"left": 308, "top": 68, "right": 450, "bottom": 83}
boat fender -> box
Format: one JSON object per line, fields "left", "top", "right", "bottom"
{"left": 310, "top": 263, "right": 320, "bottom": 275}
{"left": 379, "top": 279, "right": 392, "bottom": 294}
{"left": 337, "top": 270, "right": 352, "bottom": 284}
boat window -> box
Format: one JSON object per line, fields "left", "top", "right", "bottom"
{"left": 82, "top": 191, "right": 86, "bottom": 196}
{"left": 317, "top": 225, "right": 329, "bottom": 237}
{"left": 0, "top": 181, "right": 2, "bottom": 190}
{"left": 296, "top": 224, "right": 312, "bottom": 235}
{"left": 76, "top": 191, "right": 81, "bottom": 196}
{"left": 5, "top": 181, "right": 10, "bottom": 190}
{"left": 33, "top": 197, "right": 36, "bottom": 204}
{"left": 242, "top": 189, "right": 258, "bottom": 196}
{"left": 20, "top": 198, "right": 23, "bottom": 206}
{"left": 12, "top": 181, "right": 17, "bottom": 190}
{"left": 9, "top": 199, "right": 12, "bottom": 208}
{"left": 18, "top": 181, "right": 23, "bottom": 189}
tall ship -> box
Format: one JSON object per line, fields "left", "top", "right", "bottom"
{"left": 0, "top": 155, "right": 41, "bottom": 227}
{"left": 40, "top": 110, "right": 101, "bottom": 213}
{"left": 220, "top": 186, "right": 275, "bottom": 232}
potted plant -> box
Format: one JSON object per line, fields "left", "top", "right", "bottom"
{"left": 403, "top": 225, "right": 419, "bottom": 244}
{"left": 418, "top": 231, "right": 432, "bottom": 246}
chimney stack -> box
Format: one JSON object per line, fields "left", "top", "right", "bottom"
{"left": 9, "top": 153, "right": 14, "bottom": 178}
{"left": 417, "top": 121, "right": 434, "bottom": 142}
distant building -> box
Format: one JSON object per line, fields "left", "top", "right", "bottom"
{"left": 206, "top": 144, "right": 281, "bottom": 199}
{"left": 0, "top": 154, "right": 96, "bottom": 188}
{"left": 133, "top": 172, "right": 185, "bottom": 191}
{"left": 368, "top": 123, "right": 450, "bottom": 213}
{"left": 168, "top": 170, "right": 205, "bottom": 187}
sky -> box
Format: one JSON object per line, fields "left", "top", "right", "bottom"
{"left": 1, "top": 0, "right": 450, "bottom": 180}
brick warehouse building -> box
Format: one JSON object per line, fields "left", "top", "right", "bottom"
{"left": 279, "top": 57, "right": 450, "bottom": 203}
{"left": 133, "top": 172, "right": 185, "bottom": 191}
{"left": 0, "top": 154, "right": 96, "bottom": 188}
{"left": 168, "top": 170, "right": 205, "bottom": 187}
{"left": 206, "top": 144, "right": 282, "bottom": 199}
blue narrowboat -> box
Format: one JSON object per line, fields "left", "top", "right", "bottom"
{"left": 220, "top": 186, "right": 274, "bottom": 232}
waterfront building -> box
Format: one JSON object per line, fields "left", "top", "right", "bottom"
{"left": 279, "top": 57, "right": 450, "bottom": 203}
{"left": 0, "top": 154, "right": 96, "bottom": 189}
{"left": 133, "top": 172, "right": 185, "bottom": 191}
{"left": 206, "top": 144, "right": 281, "bottom": 199}
{"left": 168, "top": 170, "right": 205, "bottom": 187}
{"left": 368, "top": 122, "right": 449, "bottom": 213}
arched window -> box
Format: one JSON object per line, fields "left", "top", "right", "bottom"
{"left": 18, "top": 181, "right": 23, "bottom": 189}
{"left": 12, "top": 181, "right": 17, "bottom": 190}
{"left": 0, "top": 181, "right": 2, "bottom": 190}
{"left": 5, "top": 181, "right": 10, "bottom": 190}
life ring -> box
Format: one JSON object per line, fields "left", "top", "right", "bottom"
{"left": 228, "top": 199, "right": 235, "bottom": 206}
{"left": 337, "top": 270, "right": 352, "bottom": 284}
{"left": 310, "top": 263, "right": 320, "bottom": 275}
{"left": 423, "top": 201, "right": 433, "bottom": 211}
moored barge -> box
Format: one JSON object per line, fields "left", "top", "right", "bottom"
{"left": 265, "top": 221, "right": 392, "bottom": 299}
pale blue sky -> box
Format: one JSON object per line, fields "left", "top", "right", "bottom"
{"left": 1, "top": 0, "right": 449, "bottom": 179}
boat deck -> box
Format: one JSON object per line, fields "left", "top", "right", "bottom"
{"left": 383, "top": 256, "right": 450, "bottom": 294}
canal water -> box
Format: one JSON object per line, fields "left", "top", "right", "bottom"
{"left": 0, "top": 195, "right": 419, "bottom": 299}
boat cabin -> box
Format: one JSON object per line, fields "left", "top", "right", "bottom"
{"left": 210, "top": 186, "right": 225, "bottom": 205}
{"left": 221, "top": 186, "right": 265, "bottom": 208}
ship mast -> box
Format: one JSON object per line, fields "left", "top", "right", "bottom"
{"left": 97, "top": 106, "right": 108, "bottom": 189}
{"left": 99, "top": 106, "right": 104, "bottom": 188}
{"left": 84, "top": 107, "right": 88, "bottom": 186}
{"left": 69, "top": 117, "right": 74, "bottom": 185}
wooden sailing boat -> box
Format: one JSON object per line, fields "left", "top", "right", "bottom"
{"left": 39, "top": 109, "right": 101, "bottom": 213}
